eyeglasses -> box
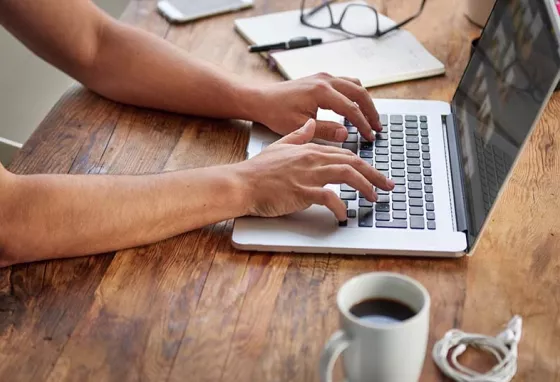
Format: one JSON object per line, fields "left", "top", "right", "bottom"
{"left": 300, "top": 0, "right": 427, "bottom": 38}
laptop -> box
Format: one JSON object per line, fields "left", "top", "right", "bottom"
{"left": 232, "top": 0, "right": 560, "bottom": 257}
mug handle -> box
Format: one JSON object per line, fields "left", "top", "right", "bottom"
{"left": 320, "top": 330, "right": 351, "bottom": 382}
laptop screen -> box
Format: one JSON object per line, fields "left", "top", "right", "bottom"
{"left": 451, "top": 0, "right": 560, "bottom": 239}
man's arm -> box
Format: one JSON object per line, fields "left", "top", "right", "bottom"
{"left": 0, "top": 121, "right": 392, "bottom": 267}
{"left": 0, "top": 0, "right": 381, "bottom": 142}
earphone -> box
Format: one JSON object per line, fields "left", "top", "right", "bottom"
{"left": 432, "top": 315, "right": 522, "bottom": 382}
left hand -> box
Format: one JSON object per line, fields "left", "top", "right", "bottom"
{"left": 249, "top": 72, "right": 382, "bottom": 142}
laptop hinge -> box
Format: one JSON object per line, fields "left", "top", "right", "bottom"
{"left": 442, "top": 113, "right": 472, "bottom": 249}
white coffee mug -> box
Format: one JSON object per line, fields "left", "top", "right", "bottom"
{"left": 320, "top": 272, "right": 430, "bottom": 382}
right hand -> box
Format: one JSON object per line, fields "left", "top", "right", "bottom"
{"left": 236, "top": 119, "right": 395, "bottom": 221}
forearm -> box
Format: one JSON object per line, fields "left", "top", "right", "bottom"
{"left": 0, "top": 165, "right": 248, "bottom": 267}
{"left": 83, "top": 19, "right": 262, "bottom": 121}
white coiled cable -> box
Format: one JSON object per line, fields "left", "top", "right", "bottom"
{"left": 432, "top": 315, "right": 522, "bottom": 382}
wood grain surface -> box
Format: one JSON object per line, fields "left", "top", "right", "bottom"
{"left": 1, "top": 0, "right": 559, "bottom": 381}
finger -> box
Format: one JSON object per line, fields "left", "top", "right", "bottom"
{"left": 339, "top": 76, "right": 362, "bottom": 86}
{"left": 315, "top": 164, "right": 377, "bottom": 202}
{"left": 331, "top": 78, "right": 381, "bottom": 133}
{"left": 274, "top": 118, "right": 316, "bottom": 145}
{"left": 317, "top": 87, "right": 376, "bottom": 142}
{"left": 303, "top": 143, "right": 356, "bottom": 157}
{"left": 321, "top": 155, "right": 394, "bottom": 191}
{"left": 309, "top": 188, "right": 347, "bottom": 222}
{"left": 314, "top": 120, "right": 348, "bottom": 142}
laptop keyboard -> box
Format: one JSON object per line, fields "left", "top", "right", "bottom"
{"left": 339, "top": 114, "right": 436, "bottom": 230}
{"left": 475, "top": 136, "right": 513, "bottom": 213}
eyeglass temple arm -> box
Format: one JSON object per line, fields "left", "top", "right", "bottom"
{"left": 378, "top": 0, "right": 427, "bottom": 37}
{"left": 302, "top": 0, "right": 338, "bottom": 18}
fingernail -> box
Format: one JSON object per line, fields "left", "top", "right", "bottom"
{"left": 370, "top": 131, "right": 376, "bottom": 141}
{"left": 335, "top": 129, "right": 347, "bottom": 142}
{"left": 386, "top": 179, "right": 395, "bottom": 189}
{"left": 302, "top": 119, "right": 314, "bottom": 132}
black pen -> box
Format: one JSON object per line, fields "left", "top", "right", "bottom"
{"left": 249, "top": 37, "right": 323, "bottom": 53}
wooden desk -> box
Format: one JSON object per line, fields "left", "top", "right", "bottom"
{"left": 1, "top": 0, "right": 559, "bottom": 381}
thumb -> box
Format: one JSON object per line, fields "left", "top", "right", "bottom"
{"left": 274, "top": 119, "right": 316, "bottom": 145}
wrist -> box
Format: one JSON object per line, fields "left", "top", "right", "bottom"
{"left": 218, "top": 163, "right": 253, "bottom": 217}
{"left": 235, "top": 82, "right": 268, "bottom": 124}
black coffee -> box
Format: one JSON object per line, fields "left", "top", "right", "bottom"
{"left": 349, "top": 298, "right": 416, "bottom": 325}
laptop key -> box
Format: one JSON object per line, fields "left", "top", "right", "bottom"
{"left": 375, "top": 203, "right": 391, "bottom": 213}
{"left": 376, "top": 140, "right": 389, "bottom": 147}
{"left": 392, "top": 186, "right": 406, "bottom": 193}
{"left": 425, "top": 194, "right": 434, "bottom": 202}
{"left": 344, "top": 119, "right": 353, "bottom": 127}
{"left": 425, "top": 185, "right": 434, "bottom": 193}
{"left": 427, "top": 212, "right": 436, "bottom": 220}
{"left": 410, "top": 207, "right": 424, "bottom": 216}
{"left": 377, "top": 195, "right": 390, "bottom": 203}
{"left": 377, "top": 133, "right": 389, "bottom": 140}
{"left": 375, "top": 212, "right": 391, "bottom": 221}
{"left": 380, "top": 114, "right": 388, "bottom": 126}
{"left": 408, "top": 166, "right": 421, "bottom": 174}
{"left": 381, "top": 126, "right": 388, "bottom": 133}
{"left": 393, "top": 210, "right": 408, "bottom": 220}
{"left": 360, "top": 151, "right": 373, "bottom": 158}
{"left": 405, "top": 122, "right": 418, "bottom": 128}
{"left": 390, "top": 125, "right": 403, "bottom": 132}
{"left": 410, "top": 216, "right": 425, "bottom": 229}
{"left": 376, "top": 188, "right": 389, "bottom": 195}
{"left": 345, "top": 134, "right": 358, "bottom": 143}
{"left": 339, "top": 220, "right": 348, "bottom": 227}
{"left": 405, "top": 129, "right": 418, "bottom": 136}
{"left": 347, "top": 126, "right": 358, "bottom": 133}
{"left": 406, "top": 143, "right": 420, "bottom": 151}
{"left": 410, "top": 199, "right": 423, "bottom": 207}
{"left": 426, "top": 202, "right": 435, "bottom": 211}
{"left": 409, "top": 190, "right": 423, "bottom": 198}
{"left": 407, "top": 151, "right": 420, "bottom": 158}
{"left": 392, "top": 169, "right": 405, "bottom": 177}
{"left": 393, "top": 194, "right": 406, "bottom": 202}
{"left": 424, "top": 168, "right": 432, "bottom": 176}
{"left": 391, "top": 154, "right": 405, "bottom": 161}
{"left": 390, "top": 115, "right": 403, "bottom": 124}
{"left": 391, "top": 162, "right": 405, "bottom": 169}
{"left": 391, "top": 146, "right": 404, "bottom": 154}
{"left": 424, "top": 177, "right": 433, "bottom": 185}
{"left": 347, "top": 209, "right": 357, "bottom": 218}
{"left": 405, "top": 115, "right": 417, "bottom": 122}
{"left": 376, "top": 220, "right": 407, "bottom": 229}
{"left": 408, "top": 174, "right": 422, "bottom": 182}
{"left": 376, "top": 155, "right": 389, "bottom": 163}
{"left": 363, "top": 158, "right": 373, "bottom": 166}
{"left": 375, "top": 148, "right": 389, "bottom": 155}
{"left": 391, "top": 132, "right": 404, "bottom": 139}
{"left": 409, "top": 182, "right": 422, "bottom": 190}
{"left": 360, "top": 199, "right": 374, "bottom": 208}
{"left": 406, "top": 136, "right": 419, "bottom": 143}
{"left": 340, "top": 191, "right": 357, "bottom": 200}
{"left": 376, "top": 163, "right": 389, "bottom": 171}
{"left": 361, "top": 142, "right": 374, "bottom": 151}
{"left": 420, "top": 130, "right": 429, "bottom": 137}
{"left": 427, "top": 221, "right": 436, "bottom": 230}
{"left": 342, "top": 143, "right": 358, "bottom": 153}
{"left": 421, "top": 137, "right": 429, "bottom": 144}
{"left": 343, "top": 200, "right": 348, "bottom": 208}
{"left": 420, "top": 116, "right": 427, "bottom": 122}
{"left": 423, "top": 160, "right": 432, "bottom": 168}
{"left": 407, "top": 158, "right": 421, "bottom": 166}
{"left": 422, "top": 152, "right": 431, "bottom": 160}
{"left": 341, "top": 184, "right": 355, "bottom": 192}
{"left": 393, "top": 202, "right": 407, "bottom": 210}
{"left": 392, "top": 177, "right": 405, "bottom": 185}
{"left": 420, "top": 122, "right": 428, "bottom": 129}
{"left": 358, "top": 208, "right": 374, "bottom": 227}
{"left": 391, "top": 139, "right": 404, "bottom": 146}
{"left": 422, "top": 145, "right": 430, "bottom": 152}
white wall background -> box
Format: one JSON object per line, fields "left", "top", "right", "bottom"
{"left": 0, "top": 0, "right": 131, "bottom": 166}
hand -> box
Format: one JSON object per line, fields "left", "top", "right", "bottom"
{"left": 249, "top": 73, "right": 382, "bottom": 143}
{"left": 235, "top": 119, "right": 394, "bottom": 221}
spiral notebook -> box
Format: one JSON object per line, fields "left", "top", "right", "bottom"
{"left": 234, "top": 1, "right": 445, "bottom": 88}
